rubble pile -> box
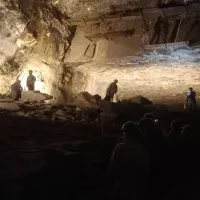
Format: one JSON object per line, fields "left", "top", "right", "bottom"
{"left": 0, "top": 91, "right": 102, "bottom": 125}
{"left": 0, "top": 91, "right": 157, "bottom": 126}
{"left": 9, "top": 101, "right": 102, "bottom": 125}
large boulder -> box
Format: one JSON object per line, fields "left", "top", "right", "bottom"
{"left": 122, "top": 95, "right": 153, "bottom": 106}
{"left": 73, "top": 92, "right": 98, "bottom": 109}
{"left": 99, "top": 100, "right": 145, "bottom": 118}
{"left": 21, "top": 91, "right": 53, "bottom": 102}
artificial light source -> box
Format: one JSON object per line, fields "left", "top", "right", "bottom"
{"left": 19, "top": 70, "right": 45, "bottom": 92}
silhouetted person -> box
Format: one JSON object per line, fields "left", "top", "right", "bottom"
{"left": 138, "top": 117, "right": 156, "bottom": 143}
{"left": 144, "top": 112, "right": 154, "bottom": 120}
{"left": 109, "top": 121, "right": 150, "bottom": 200}
{"left": 10, "top": 80, "right": 22, "bottom": 101}
{"left": 26, "top": 70, "right": 36, "bottom": 91}
{"left": 104, "top": 79, "right": 118, "bottom": 102}
{"left": 138, "top": 117, "right": 165, "bottom": 200}
{"left": 168, "top": 119, "right": 182, "bottom": 140}
{"left": 178, "top": 124, "right": 200, "bottom": 199}
{"left": 150, "top": 17, "right": 168, "bottom": 44}
{"left": 170, "top": 16, "right": 181, "bottom": 42}
{"left": 185, "top": 87, "right": 196, "bottom": 111}
{"left": 162, "top": 119, "right": 183, "bottom": 198}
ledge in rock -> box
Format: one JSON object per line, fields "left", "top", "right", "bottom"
{"left": 21, "top": 91, "right": 53, "bottom": 102}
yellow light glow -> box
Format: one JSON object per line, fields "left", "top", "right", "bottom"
{"left": 19, "top": 70, "right": 46, "bottom": 93}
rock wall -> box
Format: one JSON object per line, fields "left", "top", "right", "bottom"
{"left": 67, "top": 18, "right": 143, "bottom": 61}
{"left": 1, "top": 0, "right": 200, "bottom": 105}
{"left": 71, "top": 49, "right": 200, "bottom": 101}
{"left": 0, "top": 0, "right": 74, "bottom": 104}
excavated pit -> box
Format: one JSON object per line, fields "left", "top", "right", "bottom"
{"left": 71, "top": 45, "right": 200, "bottom": 106}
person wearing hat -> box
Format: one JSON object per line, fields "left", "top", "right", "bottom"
{"left": 185, "top": 87, "right": 196, "bottom": 111}
{"left": 104, "top": 79, "right": 118, "bottom": 102}
{"left": 10, "top": 79, "right": 23, "bottom": 100}
{"left": 108, "top": 121, "right": 150, "bottom": 200}
{"left": 26, "top": 70, "right": 36, "bottom": 91}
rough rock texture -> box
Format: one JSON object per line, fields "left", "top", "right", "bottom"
{"left": 71, "top": 47, "right": 200, "bottom": 101}
{"left": 1, "top": 0, "right": 200, "bottom": 105}
{"left": 0, "top": 0, "right": 73, "bottom": 104}
{"left": 73, "top": 92, "right": 99, "bottom": 109}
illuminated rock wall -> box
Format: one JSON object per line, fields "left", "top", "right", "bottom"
{"left": 0, "top": 0, "right": 72, "bottom": 104}
{"left": 1, "top": 0, "right": 200, "bottom": 105}
{"left": 71, "top": 50, "right": 200, "bottom": 101}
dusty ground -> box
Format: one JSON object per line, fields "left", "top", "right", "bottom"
{"left": 71, "top": 46, "right": 200, "bottom": 102}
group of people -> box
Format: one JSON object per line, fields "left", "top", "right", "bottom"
{"left": 109, "top": 112, "right": 200, "bottom": 200}
{"left": 104, "top": 79, "right": 197, "bottom": 111}
{"left": 10, "top": 70, "right": 36, "bottom": 100}
{"left": 150, "top": 16, "right": 169, "bottom": 45}
{"left": 141, "top": 15, "right": 183, "bottom": 46}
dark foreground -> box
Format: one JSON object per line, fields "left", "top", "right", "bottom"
{"left": 0, "top": 107, "right": 200, "bottom": 200}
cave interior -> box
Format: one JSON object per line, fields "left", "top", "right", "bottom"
{"left": 1, "top": 0, "right": 200, "bottom": 199}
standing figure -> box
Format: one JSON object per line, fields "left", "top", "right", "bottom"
{"left": 10, "top": 80, "right": 23, "bottom": 101}
{"left": 104, "top": 79, "right": 118, "bottom": 102}
{"left": 150, "top": 16, "right": 167, "bottom": 44}
{"left": 26, "top": 70, "right": 36, "bottom": 91}
{"left": 185, "top": 87, "right": 196, "bottom": 111}
{"left": 109, "top": 121, "right": 150, "bottom": 200}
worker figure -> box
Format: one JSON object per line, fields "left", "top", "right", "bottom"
{"left": 10, "top": 80, "right": 23, "bottom": 101}
{"left": 104, "top": 79, "right": 118, "bottom": 102}
{"left": 185, "top": 87, "right": 196, "bottom": 111}
{"left": 150, "top": 16, "right": 167, "bottom": 44}
{"left": 109, "top": 121, "right": 150, "bottom": 200}
{"left": 26, "top": 70, "right": 36, "bottom": 91}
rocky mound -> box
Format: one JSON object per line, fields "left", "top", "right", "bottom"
{"left": 121, "top": 95, "right": 153, "bottom": 106}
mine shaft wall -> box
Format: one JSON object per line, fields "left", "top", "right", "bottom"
{"left": 1, "top": 0, "right": 200, "bottom": 105}
{"left": 67, "top": 18, "right": 200, "bottom": 61}
{"left": 67, "top": 3, "right": 200, "bottom": 61}
{"left": 71, "top": 62, "right": 200, "bottom": 102}
{"left": 67, "top": 19, "right": 142, "bottom": 61}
